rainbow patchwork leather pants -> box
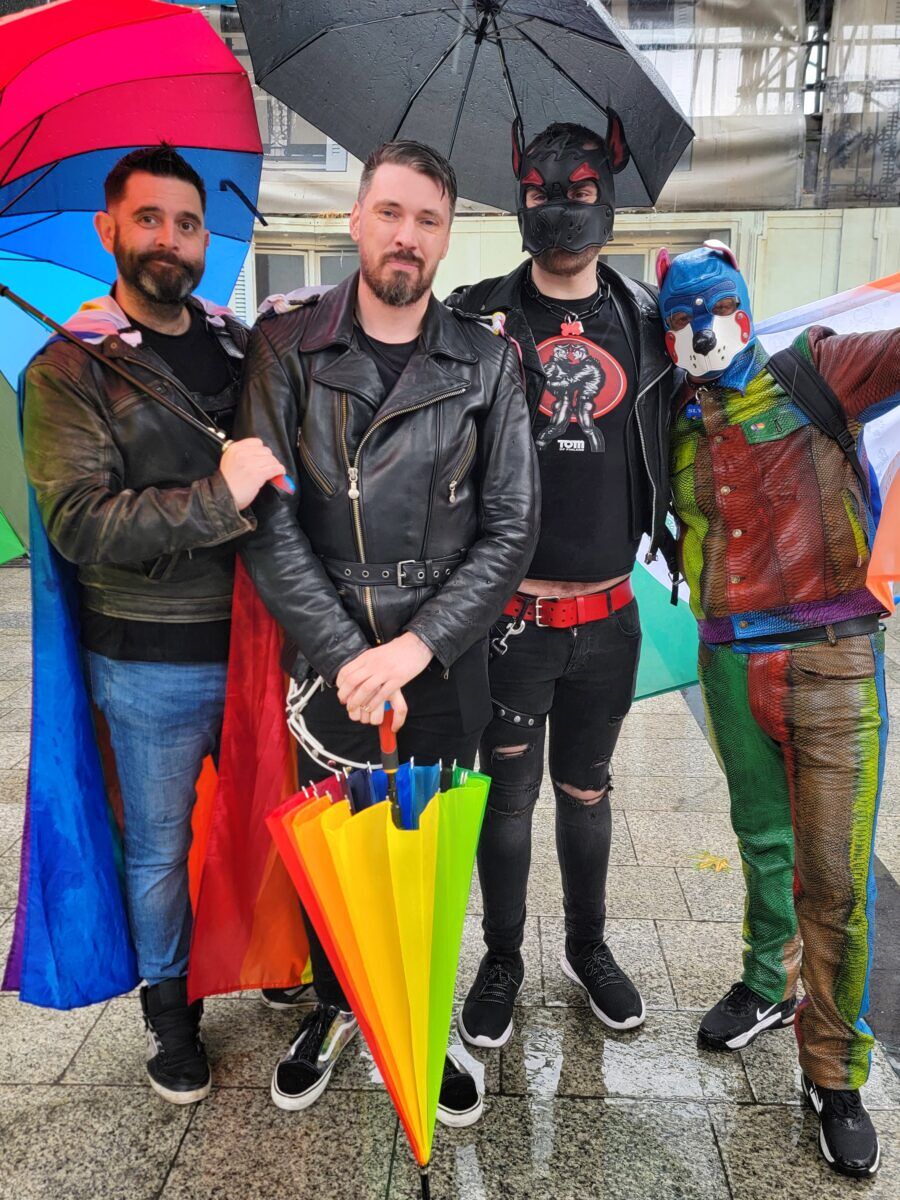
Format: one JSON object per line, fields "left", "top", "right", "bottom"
{"left": 698, "top": 630, "right": 887, "bottom": 1090}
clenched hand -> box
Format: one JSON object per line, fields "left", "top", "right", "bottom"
{"left": 220, "top": 437, "right": 287, "bottom": 511}
{"left": 336, "top": 632, "right": 434, "bottom": 730}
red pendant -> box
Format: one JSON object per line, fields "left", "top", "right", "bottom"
{"left": 560, "top": 319, "right": 584, "bottom": 336}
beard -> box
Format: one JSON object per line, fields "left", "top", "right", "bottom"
{"left": 115, "top": 237, "right": 204, "bottom": 307}
{"left": 533, "top": 246, "right": 600, "bottom": 277}
{"left": 359, "top": 246, "right": 436, "bottom": 307}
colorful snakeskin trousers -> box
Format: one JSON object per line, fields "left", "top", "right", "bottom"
{"left": 698, "top": 630, "right": 887, "bottom": 1090}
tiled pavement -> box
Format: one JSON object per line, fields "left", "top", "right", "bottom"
{"left": 1, "top": 563, "right": 898, "bottom": 1199}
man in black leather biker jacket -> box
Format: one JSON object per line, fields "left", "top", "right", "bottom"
{"left": 233, "top": 140, "right": 539, "bottom": 1121}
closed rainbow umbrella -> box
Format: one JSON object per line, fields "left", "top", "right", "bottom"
{"left": 267, "top": 762, "right": 488, "bottom": 1198}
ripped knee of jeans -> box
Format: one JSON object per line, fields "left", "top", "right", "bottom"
{"left": 552, "top": 760, "right": 612, "bottom": 807}
{"left": 493, "top": 743, "right": 530, "bottom": 760}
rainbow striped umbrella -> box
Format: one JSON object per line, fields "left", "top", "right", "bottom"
{"left": 267, "top": 765, "right": 489, "bottom": 1199}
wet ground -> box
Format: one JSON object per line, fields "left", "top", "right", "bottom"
{"left": 1, "top": 562, "right": 898, "bottom": 1199}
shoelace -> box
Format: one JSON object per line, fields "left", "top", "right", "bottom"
{"left": 288, "top": 1004, "right": 337, "bottom": 1067}
{"left": 583, "top": 944, "right": 623, "bottom": 988}
{"left": 477, "top": 960, "right": 520, "bottom": 1004}
{"left": 151, "top": 1003, "right": 204, "bottom": 1073}
{"left": 823, "top": 1087, "right": 865, "bottom": 1122}
{"left": 722, "top": 981, "right": 762, "bottom": 1013}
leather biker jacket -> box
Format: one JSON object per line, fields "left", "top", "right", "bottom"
{"left": 447, "top": 260, "right": 674, "bottom": 559}
{"left": 233, "top": 272, "right": 540, "bottom": 685}
{"left": 23, "top": 296, "right": 253, "bottom": 622}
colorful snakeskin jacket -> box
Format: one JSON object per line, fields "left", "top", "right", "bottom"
{"left": 670, "top": 325, "right": 899, "bottom": 643}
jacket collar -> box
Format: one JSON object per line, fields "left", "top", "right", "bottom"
{"left": 463, "top": 258, "right": 670, "bottom": 396}
{"left": 300, "top": 272, "right": 477, "bottom": 365}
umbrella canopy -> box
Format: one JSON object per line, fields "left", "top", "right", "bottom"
{"left": 0, "top": 0, "right": 262, "bottom": 389}
{"left": 267, "top": 765, "right": 489, "bottom": 1185}
{"left": 236, "top": 0, "right": 692, "bottom": 212}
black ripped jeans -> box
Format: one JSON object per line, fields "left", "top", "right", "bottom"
{"left": 477, "top": 597, "right": 641, "bottom": 955}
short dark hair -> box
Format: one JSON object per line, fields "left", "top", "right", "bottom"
{"left": 525, "top": 122, "right": 604, "bottom": 156}
{"left": 104, "top": 143, "right": 207, "bottom": 213}
{"left": 358, "top": 140, "right": 457, "bottom": 214}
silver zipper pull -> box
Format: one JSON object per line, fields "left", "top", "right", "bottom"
{"left": 449, "top": 480, "right": 458, "bottom": 504}
{"left": 347, "top": 466, "right": 360, "bottom": 500}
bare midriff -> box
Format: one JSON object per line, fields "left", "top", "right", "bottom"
{"left": 517, "top": 572, "right": 631, "bottom": 598}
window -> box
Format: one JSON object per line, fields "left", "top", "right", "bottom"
{"left": 255, "top": 253, "right": 307, "bottom": 308}
{"left": 254, "top": 247, "right": 360, "bottom": 307}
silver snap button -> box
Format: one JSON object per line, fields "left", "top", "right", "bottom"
{"left": 513, "top": 715, "right": 521, "bottom": 723}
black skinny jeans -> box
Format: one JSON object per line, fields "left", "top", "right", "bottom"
{"left": 296, "top": 650, "right": 489, "bottom": 1010}
{"left": 477, "top": 597, "right": 642, "bottom": 955}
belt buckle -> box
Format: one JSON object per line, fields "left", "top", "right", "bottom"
{"left": 396, "top": 559, "right": 417, "bottom": 587}
{"left": 533, "top": 596, "right": 558, "bottom": 628}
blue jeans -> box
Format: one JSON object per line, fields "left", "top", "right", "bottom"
{"left": 86, "top": 653, "right": 227, "bottom": 986}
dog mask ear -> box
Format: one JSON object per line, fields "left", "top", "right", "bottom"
{"left": 703, "top": 238, "right": 739, "bottom": 270}
{"left": 511, "top": 117, "right": 524, "bottom": 178}
{"left": 655, "top": 247, "right": 672, "bottom": 289}
{"left": 606, "top": 108, "right": 630, "bottom": 174}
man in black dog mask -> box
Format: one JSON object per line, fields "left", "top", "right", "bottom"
{"left": 448, "top": 116, "right": 673, "bottom": 1048}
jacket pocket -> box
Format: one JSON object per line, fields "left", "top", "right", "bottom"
{"left": 448, "top": 427, "right": 477, "bottom": 505}
{"left": 106, "top": 390, "right": 144, "bottom": 419}
{"left": 297, "top": 435, "right": 336, "bottom": 496}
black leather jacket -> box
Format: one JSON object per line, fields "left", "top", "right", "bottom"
{"left": 233, "top": 272, "right": 540, "bottom": 685}
{"left": 447, "top": 260, "right": 674, "bottom": 559}
{"left": 23, "top": 297, "right": 252, "bottom": 621}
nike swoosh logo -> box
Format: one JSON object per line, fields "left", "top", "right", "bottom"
{"left": 756, "top": 1004, "right": 777, "bottom": 1021}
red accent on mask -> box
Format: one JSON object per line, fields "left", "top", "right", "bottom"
{"left": 569, "top": 162, "right": 600, "bottom": 183}
{"left": 521, "top": 167, "right": 544, "bottom": 187}
{"left": 665, "top": 330, "right": 679, "bottom": 364}
{"left": 736, "top": 311, "right": 751, "bottom": 343}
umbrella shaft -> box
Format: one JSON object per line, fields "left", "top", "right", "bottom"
{"left": 0, "top": 282, "right": 227, "bottom": 452}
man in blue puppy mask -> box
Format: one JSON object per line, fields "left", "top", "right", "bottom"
{"left": 659, "top": 240, "right": 900, "bottom": 1179}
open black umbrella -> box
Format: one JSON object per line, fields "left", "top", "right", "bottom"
{"left": 236, "top": 0, "right": 693, "bottom": 211}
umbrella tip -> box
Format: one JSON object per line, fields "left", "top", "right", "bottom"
{"left": 419, "top": 1167, "right": 431, "bottom": 1200}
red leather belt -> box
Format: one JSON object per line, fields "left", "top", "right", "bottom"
{"left": 503, "top": 579, "right": 634, "bottom": 629}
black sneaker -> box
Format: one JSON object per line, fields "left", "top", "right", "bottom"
{"left": 436, "top": 1052, "right": 483, "bottom": 1127}
{"left": 560, "top": 940, "right": 646, "bottom": 1030}
{"left": 140, "top": 977, "right": 211, "bottom": 1105}
{"left": 260, "top": 983, "right": 318, "bottom": 1011}
{"left": 271, "top": 1002, "right": 358, "bottom": 1111}
{"left": 802, "top": 1074, "right": 881, "bottom": 1177}
{"left": 458, "top": 951, "right": 524, "bottom": 1048}
{"left": 698, "top": 981, "right": 796, "bottom": 1051}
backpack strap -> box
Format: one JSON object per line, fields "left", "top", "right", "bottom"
{"left": 766, "top": 345, "right": 870, "bottom": 503}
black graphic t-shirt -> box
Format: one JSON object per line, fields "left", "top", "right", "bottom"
{"left": 521, "top": 281, "right": 639, "bottom": 582}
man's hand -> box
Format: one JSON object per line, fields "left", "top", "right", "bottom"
{"left": 220, "top": 438, "right": 287, "bottom": 511}
{"left": 335, "top": 632, "right": 434, "bottom": 729}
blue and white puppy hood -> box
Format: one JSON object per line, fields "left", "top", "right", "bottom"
{"left": 656, "top": 240, "right": 755, "bottom": 381}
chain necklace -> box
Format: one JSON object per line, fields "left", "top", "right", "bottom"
{"left": 524, "top": 265, "right": 608, "bottom": 336}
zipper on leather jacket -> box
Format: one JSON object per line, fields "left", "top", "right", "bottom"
{"left": 635, "top": 363, "right": 672, "bottom": 561}
{"left": 340, "top": 385, "right": 467, "bottom": 640}
{"left": 448, "top": 427, "right": 477, "bottom": 505}
{"left": 338, "top": 393, "right": 379, "bottom": 640}
{"left": 297, "top": 434, "right": 336, "bottom": 496}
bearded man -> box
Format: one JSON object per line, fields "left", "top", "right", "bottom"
{"left": 232, "top": 139, "right": 539, "bottom": 1119}
{"left": 22, "top": 144, "right": 285, "bottom": 1103}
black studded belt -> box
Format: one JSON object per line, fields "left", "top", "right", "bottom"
{"left": 322, "top": 550, "right": 467, "bottom": 588}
